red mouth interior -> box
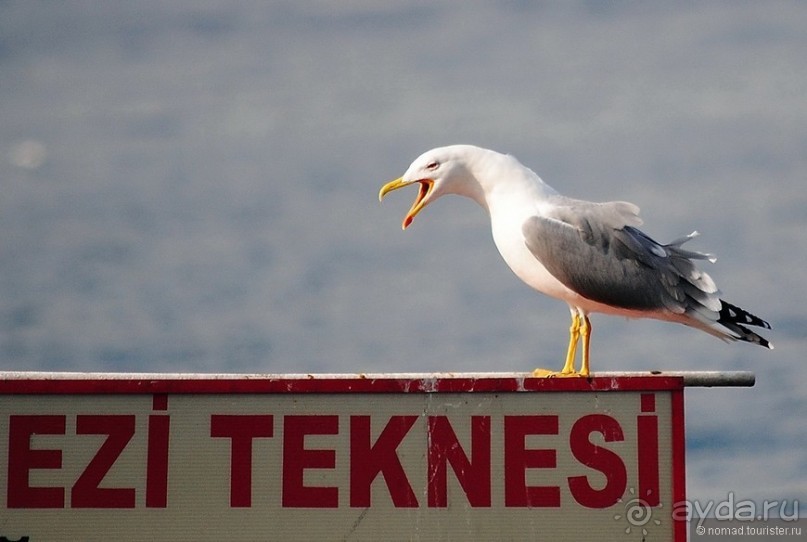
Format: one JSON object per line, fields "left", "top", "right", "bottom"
{"left": 403, "top": 180, "right": 432, "bottom": 229}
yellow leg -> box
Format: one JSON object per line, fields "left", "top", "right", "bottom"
{"left": 560, "top": 312, "right": 581, "bottom": 374}
{"left": 579, "top": 315, "right": 591, "bottom": 377}
{"left": 532, "top": 310, "right": 586, "bottom": 378}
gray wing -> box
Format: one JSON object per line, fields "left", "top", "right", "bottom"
{"left": 522, "top": 199, "right": 721, "bottom": 317}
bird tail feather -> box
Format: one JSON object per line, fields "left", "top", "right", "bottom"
{"left": 717, "top": 300, "right": 773, "bottom": 349}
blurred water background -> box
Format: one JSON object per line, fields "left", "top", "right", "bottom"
{"left": 1, "top": 1, "right": 805, "bottom": 505}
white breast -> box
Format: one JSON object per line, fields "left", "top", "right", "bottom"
{"left": 494, "top": 219, "right": 573, "bottom": 296}
{"left": 486, "top": 193, "right": 580, "bottom": 304}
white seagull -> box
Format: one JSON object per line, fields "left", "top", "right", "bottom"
{"left": 379, "top": 145, "right": 772, "bottom": 377}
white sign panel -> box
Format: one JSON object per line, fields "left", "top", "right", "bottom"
{"left": 0, "top": 375, "right": 685, "bottom": 541}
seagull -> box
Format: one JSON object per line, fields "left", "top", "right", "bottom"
{"left": 378, "top": 145, "right": 772, "bottom": 377}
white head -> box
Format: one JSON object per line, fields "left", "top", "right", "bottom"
{"left": 378, "top": 145, "right": 497, "bottom": 229}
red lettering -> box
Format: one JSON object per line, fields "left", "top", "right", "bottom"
{"left": 638, "top": 394, "right": 660, "bottom": 506}
{"left": 504, "top": 415, "right": 560, "bottom": 507}
{"left": 146, "top": 395, "right": 170, "bottom": 508}
{"left": 568, "top": 414, "right": 627, "bottom": 508}
{"left": 350, "top": 415, "right": 418, "bottom": 508}
{"left": 210, "top": 414, "right": 274, "bottom": 507}
{"left": 282, "top": 415, "right": 338, "bottom": 508}
{"left": 71, "top": 415, "right": 136, "bottom": 508}
{"left": 7, "top": 415, "right": 66, "bottom": 508}
{"left": 427, "top": 416, "right": 491, "bottom": 507}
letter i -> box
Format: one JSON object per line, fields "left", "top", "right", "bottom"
{"left": 147, "top": 394, "right": 170, "bottom": 508}
{"left": 637, "top": 393, "right": 659, "bottom": 506}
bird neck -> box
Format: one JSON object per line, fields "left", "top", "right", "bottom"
{"left": 477, "top": 157, "right": 558, "bottom": 216}
{"left": 442, "top": 148, "right": 558, "bottom": 215}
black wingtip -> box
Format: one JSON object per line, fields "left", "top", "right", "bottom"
{"left": 718, "top": 300, "right": 772, "bottom": 348}
{"left": 718, "top": 301, "right": 771, "bottom": 329}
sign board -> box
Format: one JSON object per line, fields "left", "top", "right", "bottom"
{"left": 0, "top": 374, "right": 685, "bottom": 541}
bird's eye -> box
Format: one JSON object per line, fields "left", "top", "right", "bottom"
{"left": 426, "top": 161, "right": 439, "bottom": 171}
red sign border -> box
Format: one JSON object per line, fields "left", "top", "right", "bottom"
{"left": 0, "top": 374, "right": 682, "bottom": 394}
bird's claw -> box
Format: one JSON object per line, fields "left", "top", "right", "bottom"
{"left": 531, "top": 368, "right": 588, "bottom": 378}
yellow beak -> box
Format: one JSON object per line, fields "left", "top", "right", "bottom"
{"left": 378, "top": 177, "right": 435, "bottom": 230}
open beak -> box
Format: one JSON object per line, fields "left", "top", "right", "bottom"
{"left": 378, "top": 177, "right": 435, "bottom": 230}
